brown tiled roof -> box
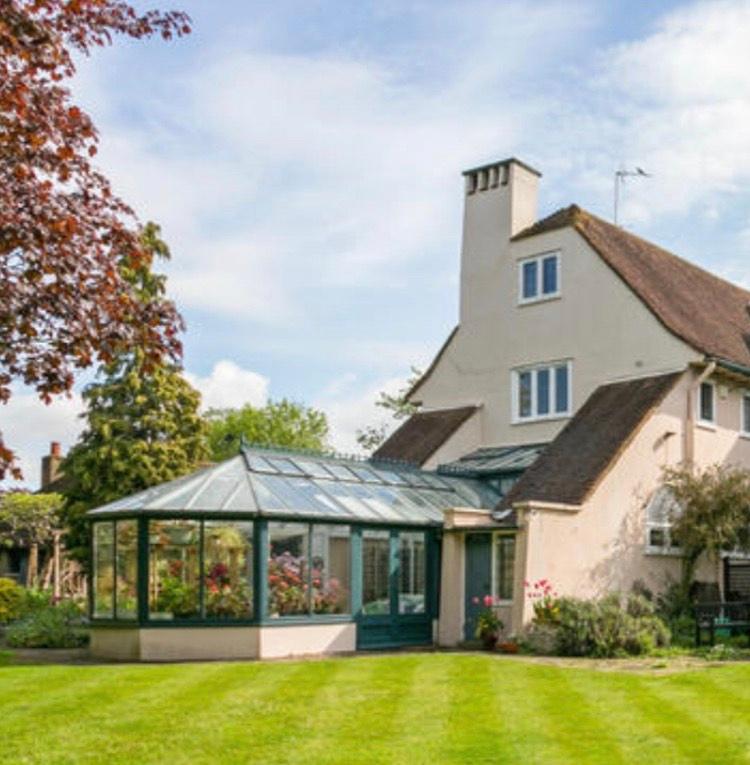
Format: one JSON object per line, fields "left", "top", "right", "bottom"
{"left": 498, "top": 372, "right": 681, "bottom": 509}
{"left": 372, "top": 405, "right": 478, "bottom": 466}
{"left": 513, "top": 205, "right": 750, "bottom": 367}
{"left": 406, "top": 325, "right": 458, "bottom": 403}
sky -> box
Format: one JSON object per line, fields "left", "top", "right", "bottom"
{"left": 4, "top": 0, "right": 750, "bottom": 488}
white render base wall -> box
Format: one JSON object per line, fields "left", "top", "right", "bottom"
{"left": 90, "top": 622, "right": 357, "bottom": 662}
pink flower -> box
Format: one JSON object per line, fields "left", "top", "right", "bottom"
{"left": 483, "top": 595, "right": 494, "bottom": 607}
{"left": 472, "top": 596, "right": 479, "bottom": 605}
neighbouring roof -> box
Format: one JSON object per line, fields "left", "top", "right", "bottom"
{"left": 498, "top": 372, "right": 681, "bottom": 509}
{"left": 372, "top": 405, "right": 479, "bottom": 466}
{"left": 438, "top": 443, "right": 546, "bottom": 478}
{"left": 87, "top": 445, "right": 501, "bottom": 526}
{"left": 513, "top": 205, "right": 750, "bottom": 368}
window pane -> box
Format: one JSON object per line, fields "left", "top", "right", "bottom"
{"left": 537, "top": 368, "right": 550, "bottom": 416}
{"left": 522, "top": 260, "right": 538, "bottom": 299}
{"left": 148, "top": 520, "right": 200, "bottom": 620}
{"left": 362, "top": 530, "right": 390, "bottom": 615}
{"left": 649, "top": 528, "right": 666, "bottom": 548}
{"left": 555, "top": 365, "right": 569, "bottom": 413}
{"left": 494, "top": 536, "right": 515, "bottom": 601}
{"left": 115, "top": 521, "right": 137, "bottom": 620}
{"left": 542, "top": 255, "right": 558, "bottom": 294}
{"left": 744, "top": 396, "right": 750, "bottom": 433}
{"left": 518, "top": 371, "right": 532, "bottom": 418}
{"left": 268, "top": 522, "right": 309, "bottom": 617}
{"left": 399, "top": 532, "right": 426, "bottom": 614}
{"left": 311, "top": 525, "right": 351, "bottom": 614}
{"left": 204, "top": 521, "right": 253, "bottom": 620}
{"left": 93, "top": 522, "right": 114, "bottom": 619}
{"left": 699, "top": 382, "right": 714, "bottom": 421}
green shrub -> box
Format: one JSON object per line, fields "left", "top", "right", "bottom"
{"left": 6, "top": 599, "right": 87, "bottom": 649}
{"left": 0, "top": 578, "right": 25, "bottom": 623}
{"left": 534, "top": 593, "right": 671, "bottom": 658}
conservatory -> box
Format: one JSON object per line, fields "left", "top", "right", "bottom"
{"left": 87, "top": 446, "right": 502, "bottom": 661}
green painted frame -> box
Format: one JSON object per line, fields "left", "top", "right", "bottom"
{"left": 89, "top": 514, "right": 442, "bottom": 637}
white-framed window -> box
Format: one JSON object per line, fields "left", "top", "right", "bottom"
{"left": 698, "top": 381, "right": 715, "bottom": 424}
{"left": 492, "top": 533, "right": 516, "bottom": 602}
{"left": 645, "top": 487, "right": 682, "bottom": 555}
{"left": 512, "top": 361, "right": 572, "bottom": 422}
{"left": 518, "top": 251, "right": 561, "bottom": 304}
{"left": 741, "top": 392, "right": 750, "bottom": 436}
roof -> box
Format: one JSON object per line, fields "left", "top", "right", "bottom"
{"left": 438, "top": 443, "right": 546, "bottom": 478}
{"left": 87, "top": 445, "right": 501, "bottom": 526}
{"left": 372, "top": 405, "right": 479, "bottom": 466}
{"left": 513, "top": 205, "right": 750, "bottom": 368}
{"left": 499, "top": 372, "right": 681, "bottom": 509}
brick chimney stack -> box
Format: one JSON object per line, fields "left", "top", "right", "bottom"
{"left": 41, "top": 441, "right": 63, "bottom": 491}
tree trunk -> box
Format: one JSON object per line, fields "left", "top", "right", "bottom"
{"left": 26, "top": 542, "right": 39, "bottom": 588}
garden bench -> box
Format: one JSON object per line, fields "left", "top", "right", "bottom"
{"left": 694, "top": 601, "right": 750, "bottom": 646}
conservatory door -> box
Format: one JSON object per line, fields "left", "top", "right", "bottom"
{"left": 357, "top": 528, "right": 432, "bottom": 649}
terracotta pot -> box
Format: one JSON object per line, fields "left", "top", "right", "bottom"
{"left": 499, "top": 641, "right": 519, "bottom": 654}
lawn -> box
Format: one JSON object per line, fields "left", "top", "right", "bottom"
{"left": 2, "top": 653, "right": 750, "bottom": 764}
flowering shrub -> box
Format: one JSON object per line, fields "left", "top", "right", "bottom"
{"left": 205, "top": 562, "right": 251, "bottom": 618}
{"left": 268, "top": 553, "right": 308, "bottom": 615}
{"left": 525, "top": 579, "right": 560, "bottom": 624}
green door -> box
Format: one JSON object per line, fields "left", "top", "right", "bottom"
{"left": 464, "top": 532, "right": 492, "bottom": 641}
{"left": 357, "top": 528, "right": 433, "bottom": 649}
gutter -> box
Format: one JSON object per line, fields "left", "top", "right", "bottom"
{"left": 684, "top": 360, "right": 716, "bottom": 468}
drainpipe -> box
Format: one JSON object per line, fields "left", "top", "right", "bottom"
{"left": 684, "top": 360, "right": 716, "bottom": 469}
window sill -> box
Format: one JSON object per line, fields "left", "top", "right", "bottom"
{"left": 517, "top": 293, "right": 561, "bottom": 307}
{"left": 696, "top": 420, "right": 716, "bottom": 432}
{"left": 644, "top": 547, "right": 683, "bottom": 558}
{"left": 512, "top": 413, "right": 570, "bottom": 426}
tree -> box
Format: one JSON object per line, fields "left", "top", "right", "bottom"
{"left": 0, "top": 491, "right": 63, "bottom": 586}
{"left": 662, "top": 464, "right": 750, "bottom": 603}
{"left": 355, "top": 367, "right": 423, "bottom": 452}
{"left": 61, "top": 224, "right": 208, "bottom": 562}
{"left": 206, "top": 400, "right": 329, "bottom": 462}
{"left": 0, "top": 1, "right": 191, "bottom": 479}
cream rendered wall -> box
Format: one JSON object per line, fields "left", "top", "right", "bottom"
{"left": 417, "top": 224, "right": 700, "bottom": 450}
{"left": 423, "top": 411, "right": 483, "bottom": 470}
{"left": 257, "top": 623, "right": 356, "bottom": 659}
{"left": 139, "top": 627, "right": 260, "bottom": 661}
{"left": 515, "top": 370, "right": 750, "bottom": 625}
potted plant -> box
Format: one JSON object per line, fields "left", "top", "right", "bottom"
{"left": 474, "top": 595, "right": 503, "bottom": 650}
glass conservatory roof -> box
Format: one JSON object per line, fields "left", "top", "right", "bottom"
{"left": 437, "top": 443, "right": 545, "bottom": 478}
{"left": 87, "top": 447, "right": 502, "bottom": 526}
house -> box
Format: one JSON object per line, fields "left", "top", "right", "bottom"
{"left": 87, "top": 157, "right": 750, "bottom": 661}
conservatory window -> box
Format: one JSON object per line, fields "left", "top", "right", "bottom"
{"left": 311, "top": 525, "right": 351, "bottom": 614}
{"left": 645, "top": 488, "right": 682, "bottom": 554}
{"left": 93, "top": 522, "right": 115, "bottom": 619}
{"left": 115, "top": 521, "right": 138, "bottom": 620}
{"left": 148, "top": 520, "right": 200, "bottom": 620}
{"left": 399, "top": 531, "right": 426, "bottom": 614}
{"left": 203, "top": 521, "right": 254, "bottom": 620}
{"left": 362, "top": 529, "right": 390, "bottom": 615}
{"left": 268, "top": 522, "right": 309, "bottom": 617}
{"left": 493, "top": 535, "right": 515, "bottom": 601}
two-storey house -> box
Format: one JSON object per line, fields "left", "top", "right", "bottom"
{"left": 375, "top": 157, "right": 750, "bottom": 644}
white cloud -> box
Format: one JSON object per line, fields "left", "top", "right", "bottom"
{"left": 1, "top": 392, "right": 84, "bottom": 491}
{"left": 317, "top": 375, "right": 404, "bottom": 456}
{"left": 186, "top": 360, "right": 269, "bottom": 411}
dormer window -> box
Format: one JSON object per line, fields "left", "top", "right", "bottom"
{"left": 519, "top": 251, "right": 560, "bottom": 304}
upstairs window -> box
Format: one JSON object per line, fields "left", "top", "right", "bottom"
{"left": 741, "top": 393, "right": 750, "bottom": 436}
{"left": 519, "top": 252, "right": 560, "bottom": 303}
{"left": 513, "top": 361, "right": 571, "bottom": 422}
{"left": 698, "top": 381, "right": 715, "bottom": 424}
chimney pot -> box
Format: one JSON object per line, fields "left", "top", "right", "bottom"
{"left": 50, "top": 441, "right": 61, "bottom": 457}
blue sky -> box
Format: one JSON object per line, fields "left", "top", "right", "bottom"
{"left": 5, "top": 0, "right": 750, "bottom": 487}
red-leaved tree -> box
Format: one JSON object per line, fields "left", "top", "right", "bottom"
{"left": 0, "top": 0, "right": 191, "bottom": 478}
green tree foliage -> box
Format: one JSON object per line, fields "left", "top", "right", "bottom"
{"left": 206, "top": 400, "right": 329, "bottom": 462}
{"left": 355, "top": 367, "right": 423, "bottom": 452}
{"left": 663, "top": 463, "right": 750, "bottom": 602}
{"left": 0, "top": 492, "right": 63, "bottom": 586}
{"left": 61, "top": 225, "right": 208, "bottom": 563}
